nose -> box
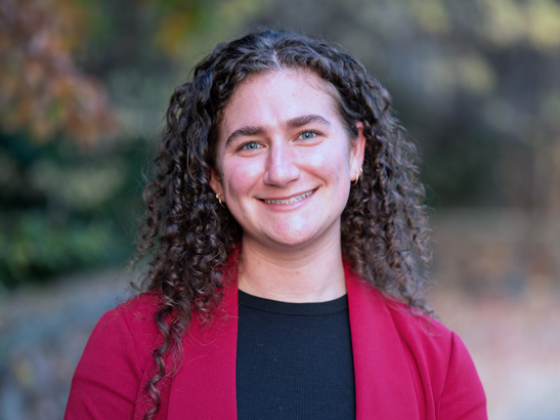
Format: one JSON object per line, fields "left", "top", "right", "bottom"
{"left": 262, "top": 141, "right": 300, "bottom": 187}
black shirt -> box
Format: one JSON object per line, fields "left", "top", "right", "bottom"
{"left": 236, "top": 290, "right": 356, "bottom": 420}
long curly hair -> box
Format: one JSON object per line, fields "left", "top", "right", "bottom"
{"left": 136, "top": 29, "right": 431, "bottom": 419}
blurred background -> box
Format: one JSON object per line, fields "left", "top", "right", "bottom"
{"left": 1, "top": 0, "right": 559, "bottom": 418}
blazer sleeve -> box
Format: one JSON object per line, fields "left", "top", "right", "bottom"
{"left": 64, "top": 308, "right": 143, "bottom": 420}
{"left": 436, "top": 332, "right": 487, "bottom": 420}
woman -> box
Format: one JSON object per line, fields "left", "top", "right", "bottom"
{"left": 65, "top": 30, "right": 487, "bottom": 420}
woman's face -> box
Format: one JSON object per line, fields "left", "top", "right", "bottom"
{"left": 211, "top": 69, "right": 365, "bottom": 251}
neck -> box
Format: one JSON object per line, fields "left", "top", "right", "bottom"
{"left": 237, "top": 233, "right": 346, "bottom": 303}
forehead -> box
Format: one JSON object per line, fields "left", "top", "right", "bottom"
{"left": 219, "top": 69, "right": 342, "bottom": 140}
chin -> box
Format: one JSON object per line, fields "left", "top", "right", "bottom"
{"left": 264, "top": 227, "right": 324, "bottom": 249}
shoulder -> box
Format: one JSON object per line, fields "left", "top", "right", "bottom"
{"left": 95, "top": 292, "right": 164, "bottom": 361}
{"left": 72, "top": 292, "right": 165, "bottom": 382}
{"left": 350, "top": 275, "right": 483, "bottom": 397}
{"left": 347, "top": 270, "right": 454, "bottom": 360}
{"left": 382, "top": 295, "right": 454, "bottom": 359}
{"left": 111, "top": 292, "right": 162, "bottom": 332}
{"left": 373, "top": 290, "right": 467, "bottom": 376}
{"left": 65, "top": 293, "right": 165, "bottom": 420}
{"left": 372, "top": 290, "right": 486, "bottom": 416}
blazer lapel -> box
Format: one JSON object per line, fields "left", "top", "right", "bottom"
{"left": 167, "top": 261, "right": 239, "bottom": 419}
{"left": 345, "top": 263, "right": 421, "bottom": 420}
{"left": 167, "top": 255, "right": 420, "bottom": 420}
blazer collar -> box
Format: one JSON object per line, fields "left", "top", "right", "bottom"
{"left": 167, "top": 250, "right": 240, "bottom": 419}
{"left": 167, "top": 254, "right": 419, "bottom": 420}
{"left": 345, "top": 262, "right": 420, "bottom": 420}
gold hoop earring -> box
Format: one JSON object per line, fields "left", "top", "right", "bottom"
{"left": 351, "top": 167, "right": 363, "bottom": 187}
{"left": 216, "top": 194, "right": 226, "bottom": 208}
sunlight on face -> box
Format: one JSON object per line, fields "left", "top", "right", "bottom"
{"left": 211, "top": 69, "right": 365, "bottom": 251}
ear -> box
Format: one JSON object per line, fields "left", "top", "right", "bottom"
{"left": 349, "top": 121, "right": 366, "bottom": 181}
{"left": 209, "top": 168, "right": 224, "bottom": 200}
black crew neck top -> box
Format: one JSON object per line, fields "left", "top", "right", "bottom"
{"left": 236, "top": 290, "right": 356, "bottom": 420}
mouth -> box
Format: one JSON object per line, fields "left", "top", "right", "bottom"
{"left": 261, "top": 189, "right": 316, "bottom": 205}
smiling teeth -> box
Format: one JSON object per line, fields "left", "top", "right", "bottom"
{"left": 264, "top": 190, "right": 314, "bottom": 205}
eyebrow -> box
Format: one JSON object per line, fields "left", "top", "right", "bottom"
{"left": 286, "top": 114, "right": 331, "bottom": 130}
{"left": 225, "top": 114, "right": 331, "bottom": 146}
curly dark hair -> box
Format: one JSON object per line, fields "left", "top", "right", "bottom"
{"left": 135, "top": 29, "right": 432, "bottom": 419}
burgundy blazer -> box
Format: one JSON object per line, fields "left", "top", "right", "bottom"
{"left": 65, "top": 258, "right": 487, "bottom": 420}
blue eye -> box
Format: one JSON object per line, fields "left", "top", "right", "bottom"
{"left": 242, "top": 141, "right": 260, "bottom": 150}
{"left": 300, "top": 131, "right": 316, "bottom": 140}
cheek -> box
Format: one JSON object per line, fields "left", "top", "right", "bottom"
{"left": 222, "top": 158, "right": 263, "bottom": 200}
{"left": 303, "top": 147, "right": 351, "bottom": 182}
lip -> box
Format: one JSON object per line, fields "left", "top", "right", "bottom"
{"left": 258, "top": 188, "right": 317, "bottom": 206}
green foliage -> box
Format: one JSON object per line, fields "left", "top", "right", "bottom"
{"left": 0, "top": 212, "right": 124, "bottom": 286}
{"left": 0, "top": 0, "right": 267, "bottom": 288}
{"left": 422, "top": 132, "right": 501, "bottom": 207}
{"left": 0, "top": 130, "right": 146, "bottom": 288}
{"left": 3, "top": 0, "right": 560, "bottom": 286}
